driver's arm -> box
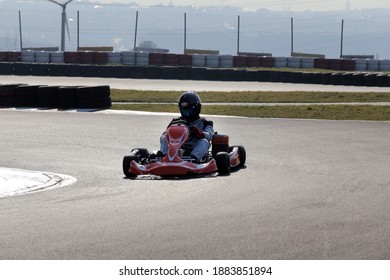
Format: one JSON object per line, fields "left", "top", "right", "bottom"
{"left": 203, "top": 120, "right": 214, "bottom": 141}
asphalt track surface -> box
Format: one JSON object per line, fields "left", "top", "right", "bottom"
{"left": 1, "top": 77, "right": 390, "bottom": 260}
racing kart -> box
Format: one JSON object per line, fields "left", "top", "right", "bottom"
{"left": 122, "top": 120, "right": 246, "bottom": 178}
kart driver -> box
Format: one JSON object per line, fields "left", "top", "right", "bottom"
{"left": 159, "top": 91, "right": 214, "bottom": 163}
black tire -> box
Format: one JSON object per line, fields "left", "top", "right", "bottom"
{"left": 38, "top": 86, "right": 60, "bottom": 98}
{"left": 0, "top": 96, "right": 15, "bottom": 107}
{"left": 77, "top": 96, "right": 111, "bottom": 109}
{"left": 59, "top": 86, "right": 79, "bottom": 98}
{"left": 215, "top": 152, "right": 230, "bottom": 175}
{"left": 31, "top": 63, "right": 49, "bottom": 76}
{"left": 0, "top": 62, "right": 14, "bottom": 75}
{"left": 13, "top": 63, "right": 31, "bottom": 75}
{"left": 145, "top": 66, "right": 162, "bottom": 79}
{"left": 0, "top": 84, "right": 24, "bottom": 107}
{"left": 122, "top": 155, "right": 138, "bottom": 178}
{"left": 63, "top": 64, "right": 81, "bottom": 77}
{"left": 77, "top": 85, "right": 111, "bottom": 99}
{"left": 58, "top": 97, "right": 77, "bottom": 109}
{"left": 58, "top": 86, "right": 79, "bottom": 109}
{"left": 38, "top": 86, "right": 59, "bottom": 108}
{"left": 15, "top": 85, "right": 41, "bottom": 107}
{"left": 38, "top": 97, "right": 58, "bottom": 108}
{"left": 229, "top": 145, "right": 246, "bottom": 167}
{"left": 160, "top": 66, "right": 177, "bottom": 79}
{"left": 0, "top": 84, "right": 23, "bottom": 97}
{"left": 236, "top": 145, "right": 246, "bottom": 167}
{"left": 48, "top": 64, "right": 65, "bottom": 76}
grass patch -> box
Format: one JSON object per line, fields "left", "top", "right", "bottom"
{"left": 110, "top": 89, "right": 390, "bottom": 120}
{"left": 111, "top": 89, "right": 390, "bottom": 103}
{"left": 111, "top": 103, "right": 390, "bottom": 121}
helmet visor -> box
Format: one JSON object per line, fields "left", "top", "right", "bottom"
{"left": 180, "top": 106, "right": 197, "bottom": 118}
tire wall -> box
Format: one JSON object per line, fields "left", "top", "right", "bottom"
{"left": 1, "top": 50, "right": 390, "bottom": 87}
{"left": 0, "top": 83, "right": 111, "bottom": 109}
{"left": 3, "top": 50, "right": 390, "bottom": 71}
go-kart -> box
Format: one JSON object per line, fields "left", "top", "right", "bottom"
{"left": 122, "top": 120, "right": 246, "bottom": 178}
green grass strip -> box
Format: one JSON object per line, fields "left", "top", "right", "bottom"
{"left": 111, "top": 89, "right": 390, "bottom": 103}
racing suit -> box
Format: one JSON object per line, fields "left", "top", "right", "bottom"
{"left": 160, "top": 117, "right": 214, "bottom": 162}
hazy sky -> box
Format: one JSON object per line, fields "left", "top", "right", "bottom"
{"left": 88, "top": 0, "right": 390, "bottom": 11}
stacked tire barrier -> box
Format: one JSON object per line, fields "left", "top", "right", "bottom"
{"left": 0, "top": 84, "right": 24, "bottom": 107}
{"left": 77, "top": 86, "right": 112, "bottom": 109}
{"left": 0, "top": 50, "right": 378, "bottom": 71}
{"left": 1, "top": 50, "right": 390, "bottom": 87}
{"left": 0, "top": 84, "right": 111, "bottom": 109}
{"left": 1, "top": 62, "right": 390, "bottom": 87}
{"left": 2, "top": 49, "right": 390, "bottom": 71}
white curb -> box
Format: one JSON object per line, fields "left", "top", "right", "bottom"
{"left": 0, "top": 167, "right": 77, "bottom": 198}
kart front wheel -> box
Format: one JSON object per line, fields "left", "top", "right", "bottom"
{"left": 229, "top": 145, "right": 246, "bottom": 168}
{"left": 122, "top": 155, "right": 137, "bottom": 178}
{"left": 215, "top": 151, "right": 231, "bottom": 175}
{"left": 233, "top": 145, "right": 246, "bottom": 167}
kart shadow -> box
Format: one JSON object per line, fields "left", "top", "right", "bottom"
{"left": 123, "top": 165, "right": 246, "bottom": 181}
{"left": 123, "top": 172, "right": 218, "bottom": 181}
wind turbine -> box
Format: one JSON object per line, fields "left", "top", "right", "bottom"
{"left": 47, "top": 0, "right": 74, "bottom": 51}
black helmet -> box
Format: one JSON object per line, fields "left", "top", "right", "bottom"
{"left": 178, "top": 91, "right": 201, "bottom": 121}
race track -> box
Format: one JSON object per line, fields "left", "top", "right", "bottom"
{"left": 1, "top": 77, "right": 390, "bottom": 259}
{"left": 3, "top": 75, "right": 390, "bottom": 92}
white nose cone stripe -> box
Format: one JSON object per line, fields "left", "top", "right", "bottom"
{"left": 0, "top": 168, "right": 76, "bottom": 198}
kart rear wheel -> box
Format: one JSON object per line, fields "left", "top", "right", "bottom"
{"left": 230, "top": 145, "right": 246, "bottom": 167}
{"left": 237, "top": 145, "right": 246, "bottom": 167}
{"left": 215, "top": 151, "right": 230, "bottom": 175}
{"left": 122, "top": 155, "right": 138, "bottom": 178}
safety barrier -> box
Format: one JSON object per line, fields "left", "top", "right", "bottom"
{"left": 177, "top": 54, "right": 192, "bottom": 66}
{"left": 0, "top": 83, "right": 111, "bottom": 109}
{"left": 1, "top": 61, "right": 390, "bottom": 88}
{"left": 2, "top": 50, "right": 390, "bottom": 72}
{"left": 2, "top": 49, "right": 390, "bottom": 89}
{"left": 1, "top": 61, "right": 389, "bottom": 88}
{"left": 220, "top": 55, "right": 233, "bottom": 68}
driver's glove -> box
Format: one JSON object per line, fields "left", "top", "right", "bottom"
{"left": 190, "top": 126, "right": 205, "bottom": 138}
